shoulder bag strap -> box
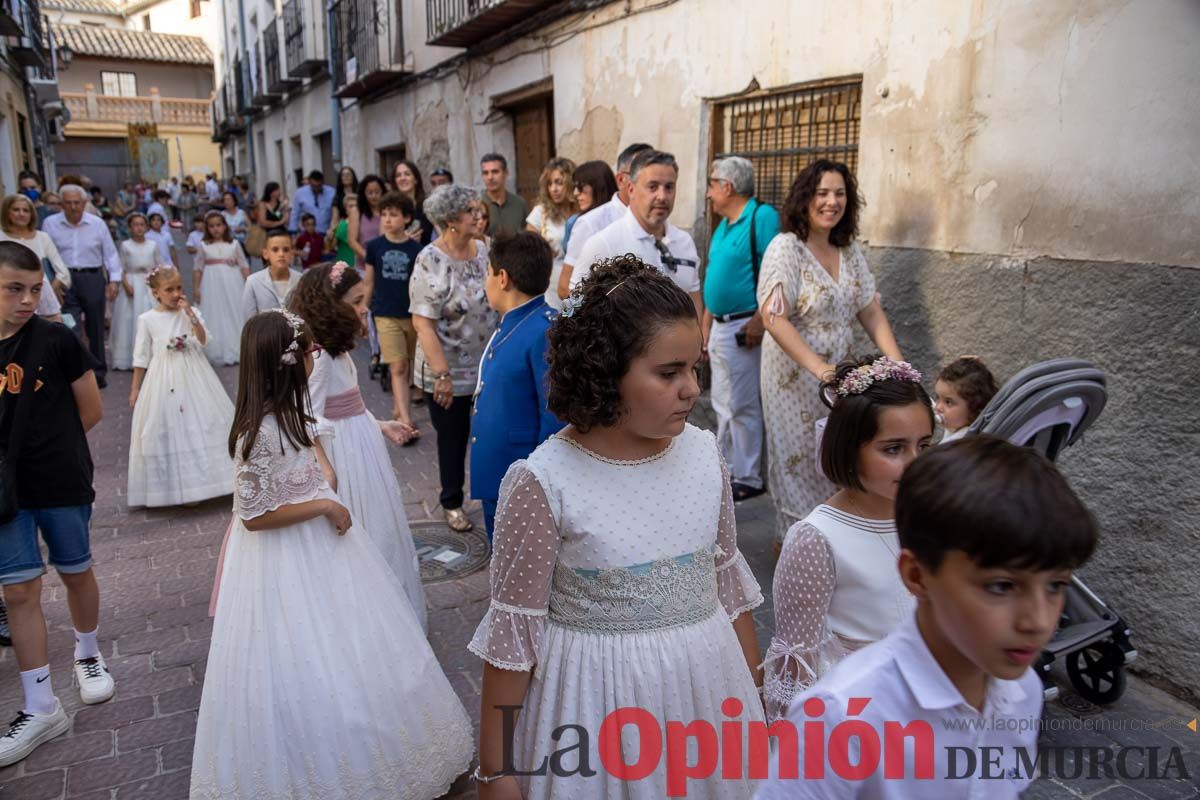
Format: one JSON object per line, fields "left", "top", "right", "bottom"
{"left": 749, "top": 201, "right": 763, "bottom": 293}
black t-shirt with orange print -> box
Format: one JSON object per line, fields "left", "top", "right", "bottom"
{"left": 0, "top": 317, "right": 97, "bottom": 508}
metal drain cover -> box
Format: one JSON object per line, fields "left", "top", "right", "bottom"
{"left": 412, "top": 519, "right": 490, "bottom": 584}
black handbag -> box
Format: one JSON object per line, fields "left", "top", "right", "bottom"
{"left": 0, "top": 320, "right": 46, "bottom": 524}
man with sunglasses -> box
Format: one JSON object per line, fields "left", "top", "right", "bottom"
{"left": 558, "top": 142, "right": 652, "bottom": 294}
{"left": 569, "top": 149, "right": 703, "bottom": 318}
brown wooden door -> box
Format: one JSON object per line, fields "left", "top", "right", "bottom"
{"left": 511, "top": 95, "right": 553, "bottom": 208}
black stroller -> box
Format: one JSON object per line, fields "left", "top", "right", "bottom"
{"left": 966, "top": 358, "right": 1136, "bottom": 704}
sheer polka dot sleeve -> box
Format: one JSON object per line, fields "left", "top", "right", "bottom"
{"left": 467, "top": 462, "right": 560, "bottom": 672}
{"left": 761, "top": 520, "right": 845, "bottom": 723}
{"left": 715, "top": 456, "right": 764, "bottom": 621}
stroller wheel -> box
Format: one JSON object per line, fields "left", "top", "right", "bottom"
{"left": 1065, "top": 640, "right": 1127, "bottom": 705}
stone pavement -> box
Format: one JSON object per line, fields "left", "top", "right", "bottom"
{"left": 0, "top": 343, "right": 1197, "bottom": 799}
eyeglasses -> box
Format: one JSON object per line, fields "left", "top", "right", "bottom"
{"left": 469, "top": 208, "right": 485, "bottom": 219}
{"left": 573, "top": 182, "right": 587, "bottom": 191}
{"left": 707, "top": 177, "right": 729, "bottom": 187}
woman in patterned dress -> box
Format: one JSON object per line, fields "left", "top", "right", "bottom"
{"left": 756, "top": 160, "right": 903, "bottom": 545}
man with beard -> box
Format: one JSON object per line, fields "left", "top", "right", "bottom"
{"left": 569, "top": 149, "right": 703, "bottom": 318}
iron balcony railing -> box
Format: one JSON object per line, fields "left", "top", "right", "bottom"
{"left": 283, "top": 0, "right": 325, "bottom": 78}
{"left": 329, "top": 0, "right": 406, "bottom": 97}
{"left": 426, "top": 0, "right": 559, "bottom": 48}
{"left": 263, "top": 18, "right": 300, "bottom": 94}
{"left": 7, "top": 0, "right": 46, "bottom": 68}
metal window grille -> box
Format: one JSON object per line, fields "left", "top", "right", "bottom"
{"left": 710, "top": 76, "right": 862, "bottom": 208}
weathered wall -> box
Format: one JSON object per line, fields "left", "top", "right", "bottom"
{"left": 238, "top": 83, "right": 333, "bottom": 193}
{"left": 60, "top": 57, "right": 214, "bottom": 98}
{"left": 871, "top": 246, "right": 1200, "bottom": 698}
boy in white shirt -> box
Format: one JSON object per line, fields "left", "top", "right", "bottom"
{"left": 756, "top": 436, "right": 1098, "bottom": 799}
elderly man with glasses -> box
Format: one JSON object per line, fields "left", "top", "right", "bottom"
{"left": 43, "top": 185, "right": 122, "bottom": 388}
{"left": 702, "top": 156, "right": 780, "bottom": 502}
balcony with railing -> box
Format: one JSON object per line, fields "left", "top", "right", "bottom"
{"left": 252, "top": 36, "right": 281, "bottom": 106}
{"left": 330, "top": 0, "right": 407, "bottom": 98}
{"left": 65, "top": 86, "right": 213, "bottom": 129}
{"left": 426, "top": 0, "right": 561, "bottom": 48}
{"left": 283, "top": 0, "right": 325, "bottom": 78}
{"left": 4, "top": 0, "right": 46, "bottom": 68}
{"left": 232, "top": 54, "right": 259, "bottom": 115}
{"left": 264, "top": 18, "right": 301, "bottom": 95}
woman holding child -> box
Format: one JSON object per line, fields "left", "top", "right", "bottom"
{"left": 758, "top": 159, "right": 903, "bottom": 546}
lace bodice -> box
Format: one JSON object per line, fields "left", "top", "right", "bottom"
{"left": 233, "top": 414, "right": 329, "bottom": 521}
{"left": 469, "top": 424, "right": 763, "bottom": 671}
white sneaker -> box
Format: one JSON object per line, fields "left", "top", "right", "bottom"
{"left": 74, "top": 654, "right": 115, "bottom": 705}
{"left": 0, "top": 699, "right": 70, "bottom": 767}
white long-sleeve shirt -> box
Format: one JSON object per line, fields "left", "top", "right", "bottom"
{"left": 42, "top": 212, "right": 122, "bottom": 282}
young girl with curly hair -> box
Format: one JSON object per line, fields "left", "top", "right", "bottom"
{"left": 287, "top": 262, "right": 427, "bottom": 629}
{"left": 935, "top": 356, "right": 999, "bottom": 442}
{"left": 762, "top": 355, "right": 933, "bottom": 722}
{"left": 469, "top": 255, "right": 765, "bottom": 799}
{"left": 191, "top": 310, "right": 472, "bottom": 799}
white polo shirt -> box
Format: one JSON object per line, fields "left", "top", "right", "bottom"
{"left": 755, "top": 613, "right": 1043, "bottom": 799}
{"left": 570, "top": 207, "right": 701, "bottom": 294}
{"left": 563, "top": 194, "right": 626, "bottom": 268}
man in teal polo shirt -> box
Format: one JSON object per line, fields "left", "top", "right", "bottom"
{"left": 702, "top": 156, "right": 780, "bottom": 502}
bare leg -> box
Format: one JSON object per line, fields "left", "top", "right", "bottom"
{"left": 390, "top": 360, "right": 412, "bottom": 425}
{"left": 58, "top": 569, "right": 100, "bottom": 637}
{"left": 4, "top": 578, "right": 48, "bottom": 672}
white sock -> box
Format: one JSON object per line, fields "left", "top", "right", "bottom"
{"left": 74, "top": 628, "right": 100, "bottom": 661}
{"left": 19, "top": 665, "right": 55, "bottom": 715}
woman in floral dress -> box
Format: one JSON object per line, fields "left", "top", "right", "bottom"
{"left": 757, "top": 160, "right": 903, "bottom": 544}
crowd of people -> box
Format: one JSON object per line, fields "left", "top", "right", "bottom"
{"left": 0, "top": 145, "right": 1101, "bottom": 800}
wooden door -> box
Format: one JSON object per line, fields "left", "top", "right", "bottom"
{"left": 511, "top": 95, "right": 553, "bottom": 208}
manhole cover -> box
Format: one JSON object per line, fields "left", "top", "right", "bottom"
{"left": 1058, "top": 691, "right": 1103, "bottom": 717}
{"left": 412, "top": 519, "right": 490, "bottom": 584}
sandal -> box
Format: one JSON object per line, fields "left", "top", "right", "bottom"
{"left": 731, "top": 483, "right": 767, "bottom": 503}
{"left": 445, "top": 508, "right": 473, "bottom": 532}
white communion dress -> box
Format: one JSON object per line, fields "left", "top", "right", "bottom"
{"left": 190, "top": 414, "right": 473, "bottom": 800}
{"left": 196, "top": 240, "right": 248, "bottom": 365}
{"left": 308, "top": 350, "right": 427, "bottom": 631}
{"left": 110, "top": 239, "right": 161, "bottom": 370}
{"left": 469, "top": 424, "right": 766, "bottom": 799}
{"left": 126, "top": 307, "right": 234, "bottom": 507}
{"left": 761, "top": 504, "right": 915, "bottom": 722}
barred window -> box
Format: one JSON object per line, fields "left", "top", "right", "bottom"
{"left": 710, "top": 76, "right": 863, "bottom": 207}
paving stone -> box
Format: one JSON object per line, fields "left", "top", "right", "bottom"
{"left": 67, "top": 748, "right": 158, "bottom": 794}
{"left": 22, "top": 730, "right": 114, "bottom": 773}
{"left": 0, "top": 768, "right": 66, "bottom": 800}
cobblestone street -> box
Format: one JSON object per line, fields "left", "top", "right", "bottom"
{"left": 0, "top": 346, "right": 1196, "bottom": 799}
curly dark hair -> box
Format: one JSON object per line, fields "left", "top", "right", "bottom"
{"left": 818, "top": 355, "right": 934, "bottom": 491}
{"left": 547, "top": 254, "right": 698, "bottom": 432}
{"left": 780, "top": 159, "right": 862, "bottom": 247}
{"left": 287, "top": 263, "right": 362, "bottom": 358}
{"left": 938, "top": 357, "right": 999, "bottom": 420}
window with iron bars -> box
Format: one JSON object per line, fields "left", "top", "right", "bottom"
{"left": 709, "top": 76, "right": 863, "bottom": 208}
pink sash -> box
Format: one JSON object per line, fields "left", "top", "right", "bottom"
{"left": 208, "top": 517, "right": 234, "bottom": 618}
{"left": 203, "top": 257, "right": 237, "bottom": 266}
{"left": 324, "top": 386, "right": 366, "bottom": 420}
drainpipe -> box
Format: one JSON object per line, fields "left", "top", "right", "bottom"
{"left": 236, "top": 0, "right": 255, "bottom": 181}
{"left": 325, "top": 0, "right": 342, "bottom": 174}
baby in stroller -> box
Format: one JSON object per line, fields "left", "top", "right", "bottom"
{"left": 934, "top": 356, "right": 998, "bottom": 442}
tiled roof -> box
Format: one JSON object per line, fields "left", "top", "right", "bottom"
{"left": 50, "top": 22, "right": 212, "bottom": 65}
{"left": 40, "top": 0, "right": 123, "bottom": 15}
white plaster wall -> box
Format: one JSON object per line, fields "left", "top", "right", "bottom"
{"left": 141, "top": 0, "right": 223, "bottom": 64}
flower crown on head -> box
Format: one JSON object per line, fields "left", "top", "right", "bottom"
{"left": 144, "top": 265, "right": 172, "bottom": 287}
{"left": 329, "top": 261, "right": 349, "bottom": 287}
{"left": 836, "top": 356, "right": 922, "bottom": 397}
{"left": 269, "top": 308, "right": 306, "bottom": 366}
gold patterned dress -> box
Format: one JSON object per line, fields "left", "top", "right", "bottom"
{"left": 756, "top": 233, "right": 877, "bottom": 541}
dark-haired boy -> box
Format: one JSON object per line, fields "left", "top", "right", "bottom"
{"left": 756, "top": 436, "right": 1098, "bottom": 799}
{"left": 473, "top": 232, "right": 564, "bottom": 539}
{"left": 0, "top": 242, "right": 113, "bottom": 767}
{"left": 367, "top": 192, "right": 424, "bottom": 428}
{"left": 242, "top": 229, "right": 301, "bottom": 319}
{"left": 295, "top": 213, "right": 324, "bottom": 269}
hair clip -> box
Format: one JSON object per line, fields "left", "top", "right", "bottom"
{"left": 560, "top": 294, "right": 581, "bottom": 318}
{"left": 836, "top": 356, "right": 922, "bottom": 397}
{"left": 144, "top": 265, "right": 170, "bottom": 287}
{"left": 605, "top": 278, "right": 630, "bottom": 297}
{"left": 268, "top": 309, "right": 306, "bottom": 366}
{"left": 329, "top": 261, "right": 349, "bottom": 287}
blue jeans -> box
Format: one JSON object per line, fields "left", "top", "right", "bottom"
{"left": 0, "top": 505, "right": 93, "bottom": 585}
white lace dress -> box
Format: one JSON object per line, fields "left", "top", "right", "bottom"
{"left": 191, "top": 414, "right": 473, "bottom": 800}
{"left": 761, "top": 504, "right": 915, "bottom": 722}
{"left": 127, "top": 308, "right": 234, "bottom": 507}
{"left": 469, "top": 424, "right": 765, "bottom": 799}
{"left": 110, "top": 239, "right": 161, "bottom": 370}
{"left": 196, "top": 240, "right": 248, "bottom": 365}
{"left": 308, "top": 350, "right": 427, "bottom": 632}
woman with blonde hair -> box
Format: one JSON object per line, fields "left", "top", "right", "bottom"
{"left": 0, "top": 193, "right": 70, "bottom": 301}
{"left": 525, "top": 157, "right": 576, "bottom": 309}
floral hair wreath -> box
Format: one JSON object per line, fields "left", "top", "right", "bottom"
{"left": 269, "top": 308, "right": 307, "bottom": 366}
{"left": 836, "top": 356, "right": 923, "bottom": 397}
{"left": 144, "top": 265, "right": 172, "bottom": 287}
{"left": 329, "top": 261, "right": 349, "bottom": 287}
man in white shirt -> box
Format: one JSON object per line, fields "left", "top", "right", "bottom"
{"left": 43, "top": 185, "right": 122, "bottom": 387}
{"left": 557, "top": 142, "right": 651, "bottom": 299}
{"left": 203, "top": 174, "right": 220, "bottom": 209}
{"left": 571, "top": 149, "right": 704, "bottom": 318}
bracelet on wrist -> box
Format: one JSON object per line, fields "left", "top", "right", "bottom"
{"left": 472, "top": 765, "right": 508, "bottom": 784}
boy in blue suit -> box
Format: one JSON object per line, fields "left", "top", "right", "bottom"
{"left": 472, "top": 232, "right": 564, "bottom": 540}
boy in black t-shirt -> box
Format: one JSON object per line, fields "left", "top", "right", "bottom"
{"left": 0, "top": 242, "right": 115, "bottom": 767}
{"left": 366, "top": 192, "right": 424, "bottom": 433}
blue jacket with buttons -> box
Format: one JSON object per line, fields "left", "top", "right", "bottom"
{"left": 470, "top": 296, "right": 564, "bottom": 504}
